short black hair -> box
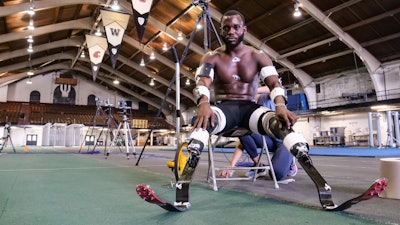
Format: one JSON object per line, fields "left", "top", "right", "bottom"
{"left": 221, "top": 10, "right": 245, "bottom": 25}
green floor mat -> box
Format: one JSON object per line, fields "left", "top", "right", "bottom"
{"left": 0, "top": 154, "right": 389, "bottom": 225}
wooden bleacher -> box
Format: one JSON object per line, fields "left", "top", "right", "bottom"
{"left": 0, "top": 102, "right": 174, "bottom": 130}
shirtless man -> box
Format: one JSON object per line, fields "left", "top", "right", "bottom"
{"left": 171, "top": 10, "right": 309, "bottom": 206}
{"left": 138, "top": 10, "right": 309, "bottom": 210}
{"left": 137, "top": 9, "right": 385, "bottom": 212}
{"left": 188, "top": 10, "right": 303, "bottom": 155}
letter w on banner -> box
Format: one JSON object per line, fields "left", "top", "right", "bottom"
{"left": 100, "top": 8, "right": 130, "bottom": 68}
{"left": 85, "top": 34, "right": 108, "bottom": 81}
{"left": 131, "top": 0, "right": 153, "bottom": 44}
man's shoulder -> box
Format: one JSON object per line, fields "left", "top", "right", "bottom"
{"left": 203, "top": 49, "right": 222, "bottom": 62}
{"left": 207, "top": 47, "right": 225, "bottom": 56}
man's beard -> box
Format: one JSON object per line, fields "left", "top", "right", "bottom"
{"left": 222, "top": 33, "right": 244, "bottom": 49}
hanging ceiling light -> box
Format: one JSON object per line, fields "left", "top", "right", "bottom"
{"left": 149, "top": 51, "right": 155, "bottom": 60}
{"left": 111, "top": 0, "right": 120, "bottom": 11}
{"left": 27, "top": 44, "right": 33, "bottom": 53}
{"left": 26, "top": 69, "right": 34, "bottom": 84}
{"left": 27, "top": 35, "right": 34, "bottom": 43}
{"left": 27, "top": 0, "right": 35, "bottom": 15}
{"left": 177, "top": 31, "right": 184, "bottom": 41}
{"left": 149, "top": 78, "right": 155, "bottom": 86}
{"left": 95, "top": 27, "right": 102, "bottom": 36}
{"left": 27, "top": 5, "right": 35, "bottom": 15}
{"left": 140, "top": 57, "right": 145, "bottom": 67}
{"left": 185, "top": 78, "right": 190, "bottom": 86}
{"left": 80, "top": 51, "right": 86, "bottom": 58}
{"left": 113, "top": 78, "right": 120, "bottom": 84}
{"left": 162, "top": 42, "right": 168, "bottom": 51}
{"left": 293, "top": 2, "right": 302, "bottom": 17}
{"left": 27, "top": 18, "right": 35, "bottom": 30}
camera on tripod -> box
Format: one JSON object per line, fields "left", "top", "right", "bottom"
{"left": 117, "top": 99, "right": 130, "bottom": 109}
{"left": 4, "top": 123, "right": 11, "bottom": 133}
{"left": 103, "top": 98, "right": 113, "bottom": 107}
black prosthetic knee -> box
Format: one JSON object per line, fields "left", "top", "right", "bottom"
{"left": 262, "top": 112, "right": 310, "bottom": 159}
{"left": 184, "top": 112, "right": 220, "bottom": 175}
{"left": 187, "top": 139, "right": 204, "bottom": 156}
{"left": 263, "top": 112, "right": 292, "bottom": 139}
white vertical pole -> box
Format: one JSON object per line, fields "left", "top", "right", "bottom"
{"left": 386, "top": 111, "right": 395, "bottom": 147}
{"left": 393, "top": 111, "right": 400, "bottom": 147}
{"left": 171, "top": 45, "right": 181, "bottom": 147}
{"left": 376, "top": 113, "right": 382, "bottom": 148}
{"left": 368, "top": 112, "right": 374, "bottom": 147}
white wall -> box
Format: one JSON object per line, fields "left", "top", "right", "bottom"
{"left": 7, "top": 73, "right": 55, "bottom": 103}
{"left": 4, "top": 71, "right": 137, "bottom": 107}
{"left": 0, "top": 86, "right": 8, "bottom": 102}
{"left": 0, "top": 125, "right": 43, "bottom": 147}
{"left": 315, "top": 69, "right": 374, "bottom": 108}
{"left": 293, "top": 111, "right": 394, "bottom": 147}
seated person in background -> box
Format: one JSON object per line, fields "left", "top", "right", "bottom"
{"left": 219, "top": 133, "right": 297, "bottom": 180}
{"left": 220, "top": 86, "right": 297, "bottom": 181}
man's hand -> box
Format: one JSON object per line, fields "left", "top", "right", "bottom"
{"left": 193, "top": 103, "right": 215, "bottom": 130}
{"left": 275, "top": 105, "right": 298, "bottom": 129}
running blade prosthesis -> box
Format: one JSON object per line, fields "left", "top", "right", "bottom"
{"left": 136, "top": 184, "right": 190, "bottom": 212}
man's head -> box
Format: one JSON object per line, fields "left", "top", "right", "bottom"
{"left": 220, "top": 10, "right": 247, "bottom": 49}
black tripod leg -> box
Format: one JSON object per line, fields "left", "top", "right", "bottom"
{"left": 10, "top": 137, "right": 15, "bottom": 153}
{"left": 4, "top": 136, "right": 15, "bottom": 153}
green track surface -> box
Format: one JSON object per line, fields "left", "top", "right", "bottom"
{"left": 0, "top": 153, "right": 390, "bottom": 225}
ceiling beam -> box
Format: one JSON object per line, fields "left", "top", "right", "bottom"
{"left": 0, "top": 17, "right": 92, "bottom": 44}
{"left": 0, "top": 38, "right": 83, "bottom": 61}
{"left": 298, "top": 0, "right": 381, "bottom": 74}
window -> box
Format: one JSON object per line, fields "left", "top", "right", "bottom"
{"left": 87, "top": 95, "right": 96, "bottom": 105}
{"left": 29, "top": 91, "right": 40, "bottom": 103}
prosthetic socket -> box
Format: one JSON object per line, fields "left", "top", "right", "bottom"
{"left": 186, "top": 130, "right": 208, "bottom": 169}
{"left": 262, "top": 112, "right": 310, "bottom": 160}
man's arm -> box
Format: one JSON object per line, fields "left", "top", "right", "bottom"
{"left": 192, "top": 55, "right": 216, "bottom": 130}
{"left": 256, "top": 51, "right": 297, "bottom": 129}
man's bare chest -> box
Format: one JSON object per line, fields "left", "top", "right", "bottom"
{"left": 215, "top": 59, "right": 258, "bottom": 83}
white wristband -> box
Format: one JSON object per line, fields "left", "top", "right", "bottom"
{"left": 270, "top": 87, "right": 287, "bottom": 103}
{"left": 193, "top": 85, "right": 210, "bottom": 103}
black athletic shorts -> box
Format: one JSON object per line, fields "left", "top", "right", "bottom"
{"left": 216, "top": 100, "right": 262, "bottom": 132}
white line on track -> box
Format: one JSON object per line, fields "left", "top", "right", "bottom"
{"left": 0, "top": 166, "right": 121, "bottom": 172}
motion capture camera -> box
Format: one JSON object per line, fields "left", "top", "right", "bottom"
{"left": 117, "top": 99, "right": 130, "bottom": 110}
{"left": 4, "top": 123, "right": 11, "bottom": 132}
{"left": 95, "top": 97, "right": 101, "bottom": 104}
{"left": 103, "top": 98, "right": 113, "bottom": 107}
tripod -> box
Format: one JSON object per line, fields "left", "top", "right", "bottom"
{"left": 91, "top": 103, "right": 119, "bottom": 153}
{"left": 106, "top": 106, "right": 136, "bottom": 159}
{"left": 79, "top": 99, "right": 105, "bottom": 153}
{"left": 0, "top": 124, "right": 16, "bottom": 153}
{"left": 135, "top": 0, "right": 221, "bottom": 165}
{"left": 181, "top": 0, "right": 221, "bottom": 59}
